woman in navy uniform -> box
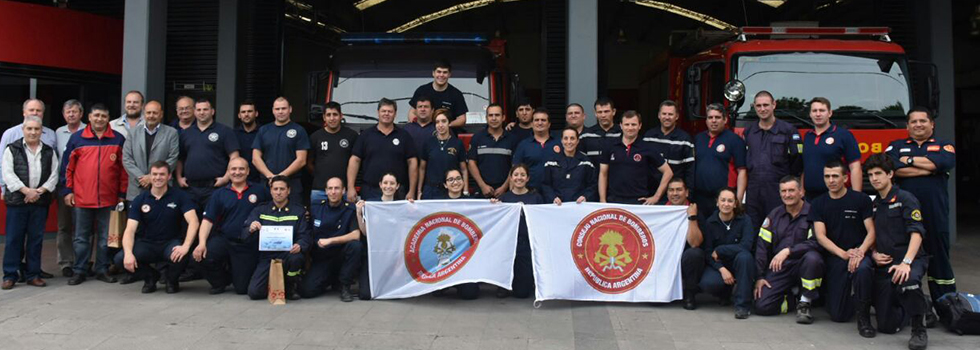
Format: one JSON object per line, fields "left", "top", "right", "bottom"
{"left": 494, "top": 164, "right": 542, "bottom": 299}
{"left": 419, "top": 109, "right": 467, "bottom": 199}
{"left": 541, "top": 127, "right": 597, "bottom": 205}
{"left": 355, "top": 173, "right": 404, "bottom": 300}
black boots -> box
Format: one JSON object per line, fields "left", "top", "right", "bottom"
{"left": 857, "top": 302, "right": 876, "bottom": 338}
{"left": 340, "top": 284, "right": 354, "bottom": 302}
{"left": 909, "top": 314, "right": 928, "bottom": 350}
{"left": 682, "top": 291, "right": 697, "bottom": 310}
{"left": 286, "top": 276, "right": 302, "bottom": 301}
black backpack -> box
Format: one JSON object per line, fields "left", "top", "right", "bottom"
{"left": 935, "top": 292, "right": 980, "bottom": 335}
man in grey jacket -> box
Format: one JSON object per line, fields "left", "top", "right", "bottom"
{"left": 122, "top": 100, "right": 179, "bottom": 201}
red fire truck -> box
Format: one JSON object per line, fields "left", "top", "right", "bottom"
{"left": 650, "top": 26, "right": 938, "bottom": 162}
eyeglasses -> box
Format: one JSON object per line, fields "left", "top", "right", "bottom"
{"left": 446, "top": 176, "right": 463, "bottom": 183}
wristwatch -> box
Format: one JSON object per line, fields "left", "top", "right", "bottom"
{"left": 902, "top": 257, "right": 913, "bottom": 265}
{"left": 688, "top": 215, "right": 698, "bottom": 221}
{"left": 906, "top": 156, "right": 915, "bottom": 166}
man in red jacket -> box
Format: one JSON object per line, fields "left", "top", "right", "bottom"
{"left": 60, "top": 103, "right": 128, "bottom": 285}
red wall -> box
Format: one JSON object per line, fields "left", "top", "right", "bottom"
{"left": 0, "top": 1, "right": 123, "bottom": 75}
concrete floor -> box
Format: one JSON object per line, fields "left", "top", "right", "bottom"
{"left": 1, "top": 231, "right": 979, "bottom": 350}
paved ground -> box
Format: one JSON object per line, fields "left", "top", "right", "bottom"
{"left": 2, "top": 228, "right": 980, "bottom": 350}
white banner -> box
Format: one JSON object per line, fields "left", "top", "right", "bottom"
{"left": 366, "top": 200, "right": 522, "bottom": 299}
{"left": 524, "top": 203, "right": 688, "bottom": 303}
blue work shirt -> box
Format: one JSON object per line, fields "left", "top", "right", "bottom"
{"left": 252, "top": 121, "right": 311, "bottom": 178}
{"left": 512, "top": 135, "right": 562, "bottom": 190}
{"left": 701, "top": 212, "right": 755, "bottom": 271}
{"left": 235, "top": 124, "right": 260, "bottom": 182}
{"left": 541, "top": 151, "right": 597, "bottom": 202}
{"left": 310, "top": 200, "right": 358, "bottom": 240}
{"left": 128, "top": 187, "right": 196, "bottom": 242}
{"left": 885, "top": 135, "right": 955, "bottom": 240}
{"left": 744, "top": 119, "right": 802, "bottom": 182}
{"left": 756, "top": 202, "right": 818, "bottom": 279}
{"left": 351, "top": 125, "right": 417, "bottom": 190}
{"left": 202, "top": 183, "right": 270, "bottom": 241}
{"left": 243, "top": 202, "right": 312, "bottom": 252}
{"left": 601, "top": 138, "right": 666, "bottom": 199}
{"left": 179, "top": 122, "right": 239, "bottom": 181}
{"left": 809, "top": 189, "right": 872, "bottom": 251}
{"left": 872, "top": 185, "right": 926, "bottom": 259}
{"left": 643, "top": 127, "right": 695, "bottom": 191}
{"left": 421, "top": 136, "right": 467, "bottom": 188}
{"left": 580, "top": 124, "right": 621, "bottom": 165}
{"left": 802, "top": 124, "right": 860, "bottom": 195}
{"left": 693, "top": 129, "right": 746, "bottom": 195}
{"left": 403, "top": 122, "right": 435, "bottom": 157}
{"left": 467, "top": 128, "right": 518, "bottom": 188}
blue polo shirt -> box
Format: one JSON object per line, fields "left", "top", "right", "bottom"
{"left": 202, "top": 183, "right": 270, "bottom": 241}
{"left": 403, "top": 122, "right": 435, "bottom": 157}
{"left": 802, "top": 124, "right": 860, "bottom": 194}
{"left": 421, "top": 136, "right": 467, "bottom": 187}
{"left": 601, "top": 138, "right": 666, "bottom": 198}
{"left": 467, "top": 129, "right": 518, "bottom": 188}
{"left": 179, "top": 121, "right": 239, "bottom": 181}
{"left": 252, "top": 121, "right": 311, "bottom": 178}
{"left": 310, "top": 200, "right": 358, "bottom": 240}
{"left": 351, "top": 125, "right": 418, "bottom": 189}
{"left": 693, "top": 129, "right": 746, "bottom": 195}
{"left": 235, "top": 124, "right": 260, "bottom": 182}
{"left": 128, "top": 187, "right": 197, "bottom": 242}
{"left": 512, "top": 135, "right": 562, "bottom": 190}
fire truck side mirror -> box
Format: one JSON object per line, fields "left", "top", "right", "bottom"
{"left": 685, "top": 67, "right": 702, "bottom": 119}
{"left": 909, "top": 60, "right": 941, "bottom": 118}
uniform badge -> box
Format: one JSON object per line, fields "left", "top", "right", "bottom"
{"left": 248, "top": 194, "right": 257, "bottom": 203}
{"left": 404, "top": 212, "right": 483, "bottom": 283}
{"left": 313, "top": 219, "right": 321, "bottom": 227}
{"left": 825, "top": 137, "right": 835, "bottom": 145}
{"left": 716, "top": 144, "right": 725, "bottom": 153}
{"left": 167, "top": 202, "right": 177, "bottom": 209}
{"left": 566, "top": 174, "right": 571, "bottom": 179}
{"left": 286, "top": 129, "right": 297, "bottom": 138}
{"left": 633, "top": 154, "right": 642, "bottom": 162}
{"left": 610, "top": 154, "right": 616, "bottom": 161}
{"left": 340, "top": 139, "right": 349, "bottom": 148}
{"left": 447, "top": 148, "right": 457, "bottom": 156}
{"left": 208, "top": 132, "right": 219, "bottom": 142}
{"left": 571, "top": 208, "right": 655, "bottom": 294}
{"left": 109, "top": 153, "right": 117, "bottom": 162}
{"left": 792, "top": 134, "right": 800, "bottom": 140}
{"left": 553, "top": 145, "right": 561, "bottom": 153}
{"left": 761, "top": 217, "right": 770, "bottom": 229}
{"left": 944, "top": 144, "right": 955, "bottom": 153}
{"left": 885, "top": 145, "right": 893, "bottom": 152}
{"left": 900, "top": 148, "right": 911, "bottom": 153}
{"left": 321, "top": 141, "right": 328, "bottom": 151}
{"left": 141, "top": 204, "right": 151, "bottom": 213}
{"left": 392, "top": 138, "right": 400, "bottom": 146}
{"left": 911, "top": 209, "right": 922, "bottom": 222}
{"left": 927, "top": 145, "right": 940, "bottom": 152}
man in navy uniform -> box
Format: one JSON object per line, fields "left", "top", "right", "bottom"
{"left": 346, "top": 98, "right": 418, "bottom": 201}
{"left": 693, "top": 104, "right": 746, "bottom": 218}
{"left": 643, "top": 100, "right": 694, "bottom": 197}
{"left": 808, "top": 159, "right": 875, "bottom": 326}
{"left": 580, "top": 98, "right": 622, "bottom": 166}
{"left": 403, "top": 97, "right": 435, "bottom": 154}
{"left": 512, "top": 108, "right": 561, "bottom": 191}
{"left": 743, "top": 91, "right": 802, "bottom": 231}
{"left": 753, "top": 176, "right": 823, "bottom": 323}
{"left": 116, "top": 161, "right": 199, "bottom": 294}
{"left": 235, "top": 100, "right": 261, "bottom": 183}
{"left": 176, "top": 98, "right": 239, "bottom": 210}
{"left": 860, "top": 153, "right": 929, "bottom": 349}
{"left": 299, "top": 177, "right": 362, "bottom": 302}
{"left": 468, "top": 104, "right": 518, "bottom": 198}
{"left": 801, "top": 97, "right": 861, "bottom": 200}
{"left": 245, "top": 175, "right": 311, "bottom": 300}
{"left": 598, "top": 111, "right": 672, "bottom": 205}
{"left": 194, "top": 157, "right": 269, "bottom": 295}
{"left": 409, "top": 60, "right": 468, "bottom": 130}
{"left": 886, "top": 107, "right": 956, "bottom": 321}
{"left": 252, "top": 97, "right": 310, "bottom": 203}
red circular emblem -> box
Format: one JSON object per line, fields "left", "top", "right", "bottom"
{"left": 633, "top": 153, "right": 642, "bottom": 162}
{"left": 553, "top": 145, "right": 561, "bottom": 153}
{"left": 404, "top": 212, "right": 483, "bottom": 283}
{"left": 716, "top": 144, "right": 726, "bottom": 153}
{"left": 109, "top": 153, "right": 117, "bottom": 162}
{"left": 248, "top": 194, "right": 257, "bottom": 203}
{"left": 571, "top": 208, "right": 655, "bottom": 294}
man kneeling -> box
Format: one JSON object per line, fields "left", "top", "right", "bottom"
{"left": 245, "top": 175, "right": 310, "bottom": 300}
{"left": 299, "top": 177, "right": 362, "bottom": 301}
{"left": 117, "top": 161, "right": 199, "bottom": 294}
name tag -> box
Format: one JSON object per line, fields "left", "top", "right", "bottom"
{"left": 888, "top": 203, "right": 902, "bottom": 210}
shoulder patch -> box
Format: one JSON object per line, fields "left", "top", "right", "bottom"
{"left": 911, "top": 209, "right": 922, "bottom": 221}
{"left": 761, "top": 217, "right": 770, "bottom": 229}
{"left": 885, "top": 145, "right": 893, "bottom": 152}
{"left": 944, "top": 144, "right": 955, "bottom": 153}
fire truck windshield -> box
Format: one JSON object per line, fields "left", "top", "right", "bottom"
{"left": 733, "top": 52, "right": 911, "bottom": 129}
{"left": 332, "top": 69, "right": 490, "bottom": 125}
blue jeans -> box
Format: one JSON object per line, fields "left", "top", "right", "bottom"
{"left": 3, "top": 205, "right": 48, "bottom": 282}
{"left": 73, "top": 207, "right": 112, "bottom": 275}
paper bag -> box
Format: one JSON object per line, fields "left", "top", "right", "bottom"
{"left": 107, "top": 210, "right": 127, "bottom": 248}
{"left": 268, "top": 259, "right": 286, "bottom": 305}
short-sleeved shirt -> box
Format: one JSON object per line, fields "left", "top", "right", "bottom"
{"left": 128, "top": 187, "right": 196, "bottom": 242}
{"left": 403, "top": 122, "right": 435, "bottom": 156}
{"left": 601, "top": 138, "right": 666, "bottom": 198}
{"left": 809, "top": 190, "right": 873, "bottom": 250}
{"left": 409, "top": 83, "right": 469, "bottom": 122}
{"left": 693, "top": 129, "right": 747, "bottom": 194}
{"left": 235, "top": 125, "right": 261, "bottom": 182}
{"left": 510, "top": 126, "right": 534, "bottom": 142}
{"left": 872, "top": 186, "right": 926, "bottom": 259}
{"left": 421, "top": 136, "right": 467, "bottom": 187}
{"left": 309, "top": 127, "right": 358, "bottom": 190}
{"left": 351, "top": 125, "right": 417, "bottom": 189}
{"left": 310, "top": 200, "right": 357, "bottom": 240}
{"left": 179, "top": 122, "right": 239, "bottom": 181}
{"left": 580, "top": 124, "right": 622, "bottom": 165}
{"left": 252, "top": 121, "right": 311, "bottom": 179}
{"left": 202, "top": 183, "right": 270, "bottom": 240}
{"left": 744, "top": 119, "right": 802, "bottom": 182}
{"left": 802, "top": 124, "right": 860, "bottom": 194}
{"left": 643, "top": 127, "right": 695, "bottom": 190}
{"left": 467, "top": 129, "right": 519, "bottom": 188}
{"left": 512, "top": 135, "right": 562, "bottom": 190}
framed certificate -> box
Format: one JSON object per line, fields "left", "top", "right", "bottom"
{"left": 259, "top": 225, "right": 293, "bottom": 251}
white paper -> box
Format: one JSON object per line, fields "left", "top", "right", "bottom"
{"left": 259, "top": 225, "right": 293, "bottom": 251}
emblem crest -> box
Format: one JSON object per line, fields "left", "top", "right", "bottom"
{"left": 570, "top": 208, "right": 655, "bottom": 294}
{"left": 404, "top": 212, "right": 483, "bottom": 283}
